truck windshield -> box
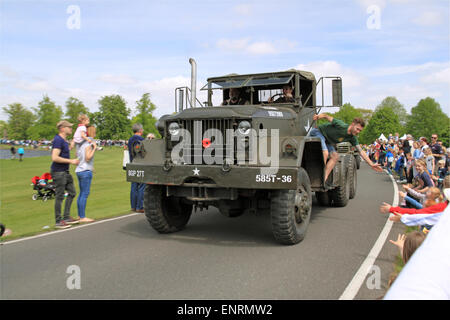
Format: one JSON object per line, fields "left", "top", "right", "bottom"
{"left": 202, "top": 74, "right": 294, "bottom": 90}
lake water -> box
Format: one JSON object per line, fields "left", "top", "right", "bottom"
{"left": 0, "top": 149, "right": 51, "bottom": 159}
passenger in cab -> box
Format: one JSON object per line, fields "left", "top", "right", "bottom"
{"left": 222, "top": 88, "right": 249, "bottom": 105}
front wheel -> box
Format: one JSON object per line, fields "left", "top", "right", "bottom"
{"left": 270, "top": 168, "right": 312, "bottom": 245}
{"left": 144, "top": 185, "right": 193, "bottom": 233}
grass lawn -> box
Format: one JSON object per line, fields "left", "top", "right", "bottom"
{"left": 0, "top": 147, "right": 133, "bottom": 241}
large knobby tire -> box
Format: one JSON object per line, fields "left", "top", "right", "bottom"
{"left": 144, "top": 185, "right": 193, "bottom": 233}
{"left": 270, "top": 168, "right": 312, "bottom": 245}
{"left": 347, "top": 156, "right": 357, "bottom": 199}
{"left": 329, "top": 157, "right": 351, "bottom": 207}
{"left": 355, "top": 154, "right": 361, "bottom": 170}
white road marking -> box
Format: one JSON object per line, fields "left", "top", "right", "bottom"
{"left": 339, "top": 173, "right": 398, "bottom": 300}
{"left": 1, "top": 212, "right": 142, "bottom": 246}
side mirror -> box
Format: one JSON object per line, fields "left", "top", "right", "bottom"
{"left": 178, "top": 88, "right": 185, "bottom": 112}
{"left": 332, "top": 79, "right": 342, "bottom": 107}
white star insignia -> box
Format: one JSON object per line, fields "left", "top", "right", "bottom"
{"left": 193, "top": 168, "right": 200, "bottom": 176}
{"left": 304, "top": 118, "right": 310, "bottom": 132}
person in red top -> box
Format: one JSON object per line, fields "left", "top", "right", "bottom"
{"left": 379, "top": 201, "right": 448, "bottom": 215}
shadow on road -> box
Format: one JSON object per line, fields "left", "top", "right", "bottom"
{"left": 117, "top": 195, "right": 353, "bottom": 248}
{"left": 117, "top": 208, "right": 280, "bottom": 248}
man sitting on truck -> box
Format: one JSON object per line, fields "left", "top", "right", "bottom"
{"left": 268, "top": 84, "right": 295, "bottom": 103}
{"left": 222, "top": 88, "right": 249, "bottom": 105}
{"left": 311, "top": 114, "right": 383, "bottom": 187}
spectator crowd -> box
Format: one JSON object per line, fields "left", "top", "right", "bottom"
{"left": 366, "top": 132, "right": 450, "bottom": 298}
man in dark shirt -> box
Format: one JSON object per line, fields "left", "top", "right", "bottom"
{"left": 310, "top": 114, "right": 382, "bottom": 186}
{"left": 402, "top": 134, "right": 412, "bottom": 154}
{"left": 51, "top": 120, "right": 80, "bottom": 229}
{"left": 430, "top": 133, "right": 443, "bottom": 173}
{"left": 128, "top": 123, "right": 145, "bottom": 213}
{"left": 269, "top": 84, "right": 295, "bottom": 103}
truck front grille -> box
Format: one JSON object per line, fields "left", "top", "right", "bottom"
{"left": 169, "top": 119, "right": 241, "bottom": 165}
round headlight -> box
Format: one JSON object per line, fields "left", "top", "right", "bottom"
{"left": 168, "top": 122, "right": 180, "bottom": 136}
{"left": 238, "top": 121, "right": 251, "bottom": 135}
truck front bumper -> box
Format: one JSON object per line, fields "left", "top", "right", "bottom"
{"left": 126, "top": 163, "right": 298, "bottom": 190}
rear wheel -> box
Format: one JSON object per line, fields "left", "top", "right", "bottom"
{"left": 348, "top": 156, "right": 357, "bottom": 199}
{"left": 329, "top": 157, "right": 351, "bottom": 207}
{"left": 144, "top": 185, "right": 193, "bottom": 233}
{"left": 355, "top": 155, "right": 361, "bottom": 170}
{"left": 270, "top": 168, "right": 312, "bottom": 245}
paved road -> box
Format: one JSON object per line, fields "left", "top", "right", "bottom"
{"left": 0, "top": 163, "right": 403, "bottom": 299}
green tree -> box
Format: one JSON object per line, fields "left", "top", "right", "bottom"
{"left": 27, "top": 96, "right": 63, "bottom": 140}
{"left": 331, "top": 103, "right": 363, "bottom": 124}
{"left": 0, "top": 120, "right": 8, "bottom": 139}
{"left": 375, "top": 96, "right": 408, "bottom": 126}
{"left": 65, "top": 97, "right": 89, "bottom": 126}
{"left": 406, "top": 97, "right": 449, "bottom": 146}
{"left": 356, "top": 108, "right": 373, "bottom": 124}
{"left": 359, "top": 106, "right": 402, "bottom": 145}
{"left": 2, "top": 103, "right": 35, "bottom": 140}
{"left": 96, "top": 95, "right": 131, "bottom": 140}
{"left": 131, "top": 93, "right": 160, "bottom": 137}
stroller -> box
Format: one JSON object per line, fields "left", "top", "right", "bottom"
{"left": 31, "top": 172, "right": 56, "bottom": 201}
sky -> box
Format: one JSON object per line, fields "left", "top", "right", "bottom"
{"left": 0, "top": 0, "right": 449, "bottom": 120}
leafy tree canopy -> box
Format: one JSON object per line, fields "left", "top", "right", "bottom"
{"left": 95, "top": 94, "right": 131, "bottom": 140}
{"left": 65, "top": 97, "right": 89, "bottom": 127}
{"left": 131, "top": 93, "right": 160, "bottom": 138}
{"left": 406, "top": 97, "right": 449, "bottom": 146}
{"left": 27, "top": 96, "right": 63, "bottom": 140}
{"left": 2, "top": 103, "right": 35, "bottom": 140}
{"left": 359, "top": 106, "right": 402, "bottom": 145}
{"left": 375, "top": 96, "right": 408, "bottom": 126}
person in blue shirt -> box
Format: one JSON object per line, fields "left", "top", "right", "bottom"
{"left": 385, "top": 148, "right": 394, "bottom": 175}
{"left": 17, "top": 147, "right": 24, "bottom": 161}
{"left": 128, "top": 123, "right": 145, "bottom": 213}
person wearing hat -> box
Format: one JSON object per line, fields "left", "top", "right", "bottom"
{"left": 51, "top": 120, "right": 80, "bottom": 229}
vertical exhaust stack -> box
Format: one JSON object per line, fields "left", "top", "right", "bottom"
{"left": 189, "top": 58, "right": 197, "bottom": 108}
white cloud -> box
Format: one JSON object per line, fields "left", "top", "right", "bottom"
{"left": 0, "top": 65, "right": 20, "bottom": 79}
{"left": 412, "top": 11, "right": 443, "bottom": 26}
{"left": 16, "top": 80, "right": 55, "bottom": 92}
{"left": 291, "top": 60, "right": 449, "bottom": 113}
{"left": 421, "top": 67, "right": 450, "bottom": 85}
{"left": 368, "top": 61, "right": 450, "bottom": 77}
{"left": 294, "top": 60, "right": 366, "bottom": 89}
{"left": 97, "top": 74, "right": 137, "bottom": 85}
{"left": 233, "top": 4, "right": 252, "bottom": 16}
{"left": 246, "top": 41, "right": 277, "bottom": 55}
{"left": 355, "top": 0, "right": 387, "bottom": 9}
{"left": 216, "top": 38, "right": 297, "bottom": 55}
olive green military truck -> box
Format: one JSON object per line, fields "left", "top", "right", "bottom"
{"left": 127, "top": 59, "right": 357, "bottom": 245}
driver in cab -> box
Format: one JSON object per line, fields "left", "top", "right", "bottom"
{"left": 268, "top": 84, "right": 295, "bottom": 103}
{"left": 222, "top": 88, "right": 249, "bottom": 105}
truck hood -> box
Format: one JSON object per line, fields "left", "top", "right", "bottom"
{"left": 164, "top": 105, "right": 296, "bottom": 120}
